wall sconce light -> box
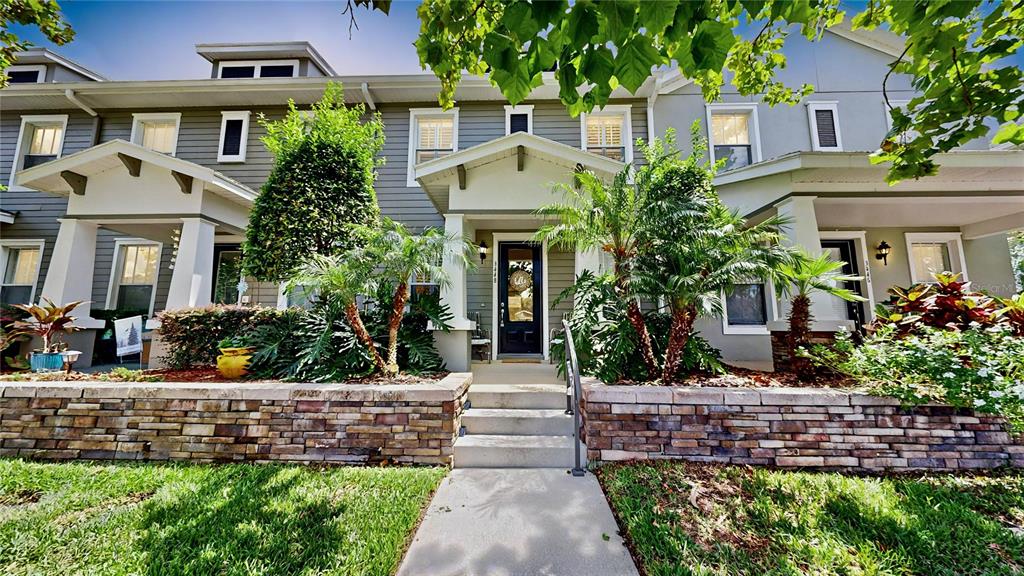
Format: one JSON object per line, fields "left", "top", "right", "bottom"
{"left": 478, "top": 241, "right": 489, "bottom": 264}
{"left": 875, "top": 240, "right": 891, "bottom": 266}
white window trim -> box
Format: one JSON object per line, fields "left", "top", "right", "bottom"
{"left": 904, "top": 232, "right": 969, "bottom": 284}
{"left": 217, "top": 59, "right": 300, "bottom": 79}
{"left": 106, "top": 238, "right": 163, "bottom": 317}
{"left": 818, "top": 230, "right": 877, "bottom": 321}
{"left": 504, "top": 104, "right": 534, "bottom": 135}
{"left": 705, "top": 103, "right": 762, "bottom": 167}
{"left": 8, "top": 114, "right": 69, "bottom": 190}
{"left": 217, "top": 111, "right": 251, "bottom": 163}
{"left": 721, "top": 281, "right": 778, "bottom": 336}
{"left": 883, "top": 99, "right": 912, "bottom": 132}
{"left": 0, "top": 239, "right": 46, "bottom": 304}
{"left": 807, "top": 101, "right": 844, "bottom": 151}
{"left": 5, "top": 64, "right": 47, "bottom": 83}
{"left": 491, "top": 233, "right": 549, "bottom": 361}
{"left": 407, "top": 107, "right": 459, "bottom": 187}
{"left": 580, "top": 104, "right": 633, "bottom": 163}
{"left": 130, "top": 112, "right": 182, "bottom": 156}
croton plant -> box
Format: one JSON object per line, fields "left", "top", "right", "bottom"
{"left": 873, "top": 272, "right": 1022, "bottom": 336}
{"left": 0, "top": 299, "right": 84, "bottom": 354}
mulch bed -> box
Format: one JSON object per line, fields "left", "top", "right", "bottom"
{"left": 616, "top": 366, "right": 856, "bottom": 388}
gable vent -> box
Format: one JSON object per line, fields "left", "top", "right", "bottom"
{"left": 509, "top": 113, "right": 529, "bottom": 134}
{"left": 814, "top": 109, "right": 839, "bottom": 148}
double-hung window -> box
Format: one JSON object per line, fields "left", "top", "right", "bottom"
{"left": 218, "top": 111, "right": 250, "bottom": 162}
{"left": 407, "top": 108, "right": 459, "bottom": 186}
{"left": 131, "top": 113, "right": 181, "bottom": 156}
{"left": 0, "top": 241, "right": 45, "bottom": 306}
{"left": 108, "top": 241, "right": 161, "bottom": 314}
{"left": 9, "top": 115, "right": 68, "bottom": 188}
{"left": 905, "top": 233, "right": 968, "bottom": 284}
{"left": 409, "top": 270, "right": 439, "bottom": 304}
{"left": 581, "top": 105, "right": 632, "bottom": 162}
{"left": 707, "top": 104, "right": 760, "bottom": 171}
{"left": 807, "top": 101, "right": 843, "bottom": 151}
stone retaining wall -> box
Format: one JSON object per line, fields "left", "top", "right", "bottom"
{"left": 0, "top": 373, "right": 471, "bottom": 466}
{"left": 582, "top": 383, "right": 1024, "bottom": 471}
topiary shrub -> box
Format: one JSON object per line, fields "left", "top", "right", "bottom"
{"left": 156, "top": 306, "right": 295, "bottom": 369}
{"left": 243, "top": 82, "right": 385, "bottom": 282}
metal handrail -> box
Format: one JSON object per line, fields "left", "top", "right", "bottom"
{"left": 562, "top": 319, "right": 585, "bottom": 477}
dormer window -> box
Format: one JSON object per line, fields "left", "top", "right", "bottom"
{"left": 4, "top": 65, "right": 46, "bottom": 84}
{"left": 807, "top": 101, "right": 843, "bottom": 151}
{"left": 131, "top": 113, "right": 181, "bottom": 156}
{"left": 217, "top": 60, "right": 299, "bottom": 79}
{"left": 581, "top": 105, "right": 632, "bottom": 162}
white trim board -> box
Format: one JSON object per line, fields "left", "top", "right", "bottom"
{"left": 105, "top": 238, "right": 164, "bottom": 317}
{"left": 504, "top": 104, "right": 534, "bottom": 135}
{"left": 490, "top": 233, "right": 549, "bottom": 361}
{"left": 217, "top": 110, "right": 251, "bottom": 163}
{"left": 8, "top": 114, "right": 69, "bottom": 190}
{"left": 0, "top": 239, "right": 46, "bottom": 305}
{"left": 818, "top": 230, "right": 877, "bottom": 321}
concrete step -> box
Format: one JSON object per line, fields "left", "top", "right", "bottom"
{"left": 454, "top": 434, "right": 583, "bottom": 468}
{"left": 468, "top": 384, "right": 566, "bottom": 410}
{"left": 462, "top": 408, "right": 574, "bottom": 436}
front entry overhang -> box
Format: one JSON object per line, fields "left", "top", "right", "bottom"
{"left": 414, "top": 132, "right": 625, "bottom": 214}
{"left": 14, "top": 139, "right": 256, "bottom": 231}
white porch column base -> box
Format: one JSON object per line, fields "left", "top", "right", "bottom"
{"left": 433, "top": 330, "right": 472, "bottom": 372}
{"left": 39, "top": 218, "right": 104, "bottom": 328}
{"left": 776, "top": 196, "right": 839, "bottom": 323}
{"left": 166, "top": 218, "right": 217, "bottom": 310}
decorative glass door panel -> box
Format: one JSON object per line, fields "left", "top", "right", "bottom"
{"left": 498, "top": 243, "right": 542, "bottom": 355}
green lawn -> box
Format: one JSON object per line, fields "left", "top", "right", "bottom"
{"left": 0, "top": 459, "right": 445, "bottom": 576}
{"left": 598, "top": 461, "right": 1024, "bottom": 576}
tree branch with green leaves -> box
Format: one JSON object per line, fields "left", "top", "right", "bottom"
{"left": 1, "top": 0, "right": 74, "bottom": 87}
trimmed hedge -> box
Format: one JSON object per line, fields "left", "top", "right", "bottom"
{"left": 157, "top": 306, "right": 293, "bottom": 369}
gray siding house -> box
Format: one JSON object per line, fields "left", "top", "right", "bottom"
{"left": 1, "top": 26, "right": 1021, "bottom": 371}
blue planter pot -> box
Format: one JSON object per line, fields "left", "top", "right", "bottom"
{"left": 30, "top": 352, "right": 64, "bottom": 373}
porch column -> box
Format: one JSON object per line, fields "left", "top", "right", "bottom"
{"left": 775, "top": 196, "right": 847, "bottom": 325}
{"left": 574, "top": 247, "right": 603, "bottom": 278}
{"left": 166, "top": 218, "right": 217, "bottom": 310}
{"left": 434, "top": 213, "right": 475, "bottom": 371}
{"left": 39, "top": 218, "right": 104, "bottom": 328}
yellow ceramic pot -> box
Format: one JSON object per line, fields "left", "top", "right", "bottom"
{"left": 217, "top": 347, "right": 254, "bottom": 379}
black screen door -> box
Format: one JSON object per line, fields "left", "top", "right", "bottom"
{"left": 498, "top": 242, "right": 542, "bottom": 355}
{"left": 821, "top": 239, "right": 866, "bottom": 330}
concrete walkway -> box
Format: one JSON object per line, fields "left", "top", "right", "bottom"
{"left": 397, "top": 468, "right": 639, "bottom": 576}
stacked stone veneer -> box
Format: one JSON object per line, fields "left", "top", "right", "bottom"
{"left": 0, "top": 373, "right": 471, "bottom": 466}
{"left": 582, "top": 383, "right": 1024, "bottom": 471}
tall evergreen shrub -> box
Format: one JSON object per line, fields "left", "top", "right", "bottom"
{"left": 243, "top": 83, "right": 385, "bottom": 281}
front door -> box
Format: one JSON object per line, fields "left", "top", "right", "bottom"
{"left": 498, "top": 242, "right": 542, "bottom": 355}
{"left": 821, "top": 239, "right": 867, "bottom": 330}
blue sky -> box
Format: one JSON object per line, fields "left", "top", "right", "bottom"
{"left": 12, "top": 1, "right": 426, "bottom": 80}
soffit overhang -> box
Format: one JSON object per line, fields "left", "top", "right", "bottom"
{"left": 0, "top": 75, "right": 656, "bottom": 111}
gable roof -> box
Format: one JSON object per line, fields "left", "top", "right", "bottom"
{"left": 10, "top": 48, "right": 107, "bottom": 82}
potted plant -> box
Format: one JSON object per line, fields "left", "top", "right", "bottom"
{"left": 216, "top": 336, "right": 254, "bottom": 379}
{"left": 0, "top": 299, "right": 85, "bottom": 372}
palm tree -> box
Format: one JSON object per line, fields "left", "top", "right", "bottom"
{"left": 362, "top": 217, "right": 474, "bottom": 375}
{"left": 639, "top": 199, "right": 789, "bottom": 383}
{"left": 534, "top": 167, "right": 661, "bottom": 379}
{"left": 287, "top": 253, "right": 387, "bottom": 374}
{"left": 772, "top": 249, "right": 865, "bottom": 380}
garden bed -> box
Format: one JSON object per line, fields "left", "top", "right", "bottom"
{"left": 0, "top": 367, "right": 448, "bottom": 385}
{"left": 0, "top": 459, "right": 445, "bottom": 576}
{"left": 598, "top": 460, "right": 1024, "bottom": 575}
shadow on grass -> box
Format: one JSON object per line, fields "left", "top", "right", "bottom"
{"left": 138, "top": 465, "right": 350, "bottom": 576}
